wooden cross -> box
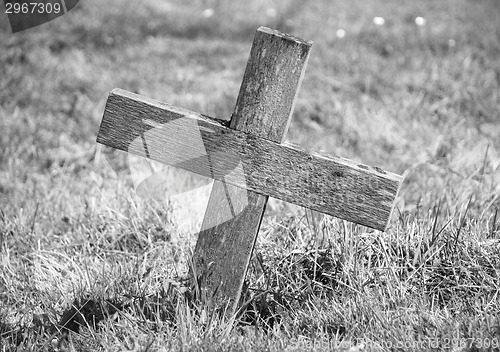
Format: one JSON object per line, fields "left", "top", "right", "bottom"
{"left": 97, "top": 27, "right": 403, "bottom": 315}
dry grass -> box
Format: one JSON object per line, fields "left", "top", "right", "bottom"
{"left": 1, "top": 0, "right": 500, "bottom": 351}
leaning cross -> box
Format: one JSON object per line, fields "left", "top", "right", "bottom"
{"left": 97, "top": 27, "right": 403, "bottom": 315}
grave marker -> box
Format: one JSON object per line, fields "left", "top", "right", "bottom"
{"left": 97, "top": 27, "right": 403, "bottom": 316}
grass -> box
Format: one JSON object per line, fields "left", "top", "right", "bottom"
{"left": 0, "top": 0, "right": 499, "bottom": 350}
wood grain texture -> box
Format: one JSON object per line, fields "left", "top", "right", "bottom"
{"left": 192, "top": 27, "right": 312, "bottom": 314}
{"left": 97, "top": 88, "right": 402, "bottom": 231}
{"left": 193, "top": 182, "right": 267, "bottom": 312}
{"left": 231, "top": 27, "right": 312, "bottom": 143}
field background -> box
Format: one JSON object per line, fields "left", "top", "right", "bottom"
{"left": 1, "top": 0, "right": 500, "bottom": 351}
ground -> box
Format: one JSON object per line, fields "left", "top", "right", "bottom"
{"left": 0, "top": 0, "right": 499, "bottom": 351}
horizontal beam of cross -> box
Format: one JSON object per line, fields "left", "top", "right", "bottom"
{"left": 97, "top": 88, "right": 402, "bottom": 231}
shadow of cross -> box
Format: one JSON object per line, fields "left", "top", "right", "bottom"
{"left": 96, "top": 27, "right": 403, "bottom": 317}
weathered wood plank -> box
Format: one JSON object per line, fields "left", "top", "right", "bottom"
{"left": 192, "top": 27, "right": 313, "bottom": 314}
{"left": 193, "top": 183, "right": 267, "bottom": 309}
{"left": 231, "top": 27, "right": 312, "bottom": 142}
{"left": 97, "top": 88, "right": 402, "bottom": 231}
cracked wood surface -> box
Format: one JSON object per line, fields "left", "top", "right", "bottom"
{"left": 97, "top": 88, "right": 402, "bottom": 231}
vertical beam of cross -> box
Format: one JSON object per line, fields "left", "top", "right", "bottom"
{"left": 192, "top": 27, "right": 312, "bottom": 315}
